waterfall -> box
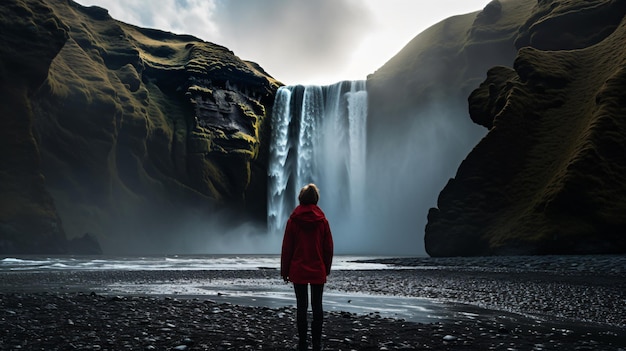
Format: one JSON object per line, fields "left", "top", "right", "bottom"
{"left": 268, "top": 80, "right": 367, "bottom": 234}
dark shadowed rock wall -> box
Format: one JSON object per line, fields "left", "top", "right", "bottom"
{"left": 1, "top": 0, "right": 280, "bottom": 254}
{"left": 425, "top": 0, "right": 626, "bottom": 256}
{"left": 0, "top": 0, "right": 70, "bottom": 253}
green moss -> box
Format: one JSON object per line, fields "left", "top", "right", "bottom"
{"left": 426, "top": 0, "right": 626, "bottom": 256}
{"left": 1, "top": 0, "right": 280, "bottom": 253}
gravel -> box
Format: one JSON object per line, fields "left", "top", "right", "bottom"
{"left": 0, "top": 255, "right": 624, "bottom": 350}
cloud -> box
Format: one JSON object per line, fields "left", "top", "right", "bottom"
{"left": 209, "top": 0, "right": 374, "bottom": 84}
{"left": 74, "top": 0, "right": 492, "bottom": 84}
{"left": 76, "top": 0, "right": 220, "bottom": 41}
{"left": 76, "top": 0, "right": 374, "bottom": 84}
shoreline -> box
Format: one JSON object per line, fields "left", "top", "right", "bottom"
{"left": 1, "top": 262, "right": 625, "bottom": 350}
{"left": 1, "top": 263, "right": 624, "bottom": 327}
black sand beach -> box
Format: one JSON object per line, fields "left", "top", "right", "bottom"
{"left": 1, "top": 256, "right": 625, "bottom": 350}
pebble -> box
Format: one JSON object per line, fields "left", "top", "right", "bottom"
{"left": 0, "top": 291, "right": 622, "bottom": 350}
{"left": 0, "top": 257, "right": 624, "bottom": 350}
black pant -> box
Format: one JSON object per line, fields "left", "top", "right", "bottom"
{"left": 294, "top": 283, "right": 324, "bottom": 349}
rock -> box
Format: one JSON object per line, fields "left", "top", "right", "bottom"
{"left": 425, "top": 0, "right": 626, "bottom": 256}
{"left": 0, "top": 0, "right": 281, "bottom": 254}
{"left": 0, "top": 0, "right": 70, "bottom": 255}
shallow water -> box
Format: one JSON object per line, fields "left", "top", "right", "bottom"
{"left": 100, "top": 271, "right": 536, "bottom": 325}
{"left": 3, "top": 254, "right": 624, "bottom": 275}
{"left": 0, "top": 255, "right": 394, "bottom": 271}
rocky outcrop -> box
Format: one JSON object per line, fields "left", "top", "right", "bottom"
{"left": 425, "top": 0, "right": 626, "bottom": 256}
{"left": 1, "top": 0, "right": 280, "bottom": 253}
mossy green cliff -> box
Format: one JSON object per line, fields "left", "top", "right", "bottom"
{"left": 1, "top": 0, "right": 279, "bottom": 253}
{"left": 0, "top": 0, "right": 69, "bottom": 253}
{"left": 425, "top": 0, "right": 626, "bottom": 256}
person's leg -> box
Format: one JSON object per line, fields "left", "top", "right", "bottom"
{"left": 293, "top": 283, "right": 309, "bottom": 349}
{"left": 310, "top": 284, "right": 324, "bottom": 350}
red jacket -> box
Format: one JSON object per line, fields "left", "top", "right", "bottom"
{"left": 281, "top": 204, "right": 334, "bottom": 284}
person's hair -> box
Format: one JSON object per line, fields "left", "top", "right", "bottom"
{"left": 298, "top": 183, "right": 320, "bottom": 205}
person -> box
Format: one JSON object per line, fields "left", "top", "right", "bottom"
{"left": 281, "top": 183, "right": 334, "bottom": 351}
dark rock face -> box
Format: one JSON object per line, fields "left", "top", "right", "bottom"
{"left": 425, "top": 0, "right": 626, "bottom": 256}
{"left": 0, "top": 0, "right": 70, "bottom": 254}
{"left": 0, "top": 0, "right": 279, "bottom": 253}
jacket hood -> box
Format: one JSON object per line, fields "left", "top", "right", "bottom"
{"left": 290, "top": 204, "right": 326, "bottom": 223}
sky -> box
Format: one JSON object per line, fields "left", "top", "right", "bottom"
{"left": 74, "top": 0, "right": 493, "bottom": 85}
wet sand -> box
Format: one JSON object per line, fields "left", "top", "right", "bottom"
{"left": 0, "top": 256, "right": 625, "bottom": 350}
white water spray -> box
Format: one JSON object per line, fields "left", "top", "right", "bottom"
{"left": 268, "top": 81, "right": 367, "bottom": 236}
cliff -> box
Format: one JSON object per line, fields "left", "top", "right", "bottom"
{"left": 0, "top": 0, "right": 280, "bottom": 254}
{"left": 368, "top": 0, "right": 534, "bottom": 125}
{"left": 365, "top": 0, "right": 536, "bottom": 252}
{"left": 0, "top": 0, "right": 69, "bottom": 253}
{"left": 425, "top": 0, "right": 626, "bottom": 256}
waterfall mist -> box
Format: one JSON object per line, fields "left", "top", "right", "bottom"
{"left": 268, "top": 81, "right": 485, "bottom": 256}
{"left": 363, "top": 102, "right": 486, "bottom": 255}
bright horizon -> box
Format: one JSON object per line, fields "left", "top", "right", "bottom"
{"left": 74, "top": 0, "right": 493, "bottom": 85}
